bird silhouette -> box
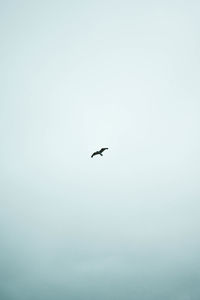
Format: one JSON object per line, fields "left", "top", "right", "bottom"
{"left": 91, "top": 147, "right": 108, "bottom": 158}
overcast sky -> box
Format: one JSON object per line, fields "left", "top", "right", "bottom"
{"left": 1, "top": 1, "right": 200, "bottom": 299}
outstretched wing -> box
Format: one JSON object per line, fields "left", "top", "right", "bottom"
{"left": 99, "top": 147, "right": 108, "bottom": 153}
{"left": 91, "top": 151, "right": 99, "bottom": 158}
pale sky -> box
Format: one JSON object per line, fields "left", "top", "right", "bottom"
{"left": 1, "top": 1, "right": 200, "bottom": 299}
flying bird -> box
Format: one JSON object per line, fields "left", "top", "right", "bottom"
{"left": 91, "top": 147, "right": 108, "bottom": 158}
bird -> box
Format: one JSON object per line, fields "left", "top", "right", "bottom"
{"left": 91, "top": 147, "right": 108, "bottom": 158}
